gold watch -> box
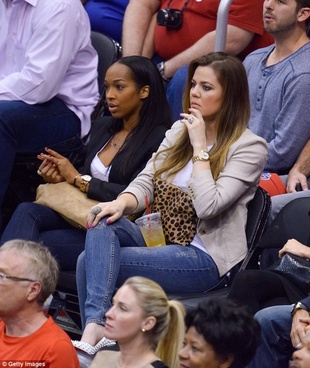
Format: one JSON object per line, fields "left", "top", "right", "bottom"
{"left": 80, "top": 175, "right": 92, "bottom": 193}
{"left": 192, "top": 150, "right": 210, "bottom": 163}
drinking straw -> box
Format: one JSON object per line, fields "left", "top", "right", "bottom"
{"left": 145, "top": 195, "right": 151, "bottom": 214}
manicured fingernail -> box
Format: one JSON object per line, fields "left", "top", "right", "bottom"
{"left": 106, "top": 219, "right": 111, "bottom": 225}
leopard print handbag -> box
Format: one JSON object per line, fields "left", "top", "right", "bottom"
{"left": 150, "top": 177, "right": 198, "bottom": 246}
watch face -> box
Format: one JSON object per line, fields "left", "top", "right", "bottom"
{"left": 81, "top": 175, "right": 92, "bottom": 182}
{"left": 199, "top": 151, "right": 209, "bottom": 160}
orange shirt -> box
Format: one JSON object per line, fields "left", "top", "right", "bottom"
{"left": 0, "top": 317, "right": 79, "bottom": 367}
{"left": 154, "top": 0, "right": 274, "bottom": 60}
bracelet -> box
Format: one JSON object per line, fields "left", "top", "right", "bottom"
{"left": 73, "top": 174, "right": 82, "bottom": 187}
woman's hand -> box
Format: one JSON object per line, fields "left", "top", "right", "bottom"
{"left": 180, "top": 108, "right": 208, "bottom": 153}
{"left": 37, "top": 147, "right": 79, "bottom": 184}
{"left": 86, "top": 200, "right": 126, "bottom": 228}
{"left": 279, "top": 239, "right": 310, "bottom": 258}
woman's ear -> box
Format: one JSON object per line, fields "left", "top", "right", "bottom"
{"left": 140, "top": 85, "right": 150, "bottom": 100}
{"left": 220, "top": 354, "right": 234, "bottom": 368}
{"left": 142, "top": 316, "right": 157, "bottom": 332}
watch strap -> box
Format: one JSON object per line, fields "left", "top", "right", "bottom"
{"left": 291, "top": 302, "right": 308, "bottom": 317}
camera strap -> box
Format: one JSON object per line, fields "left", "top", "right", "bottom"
{"left": 166, "top": 0, "right": 190, "bottom": 13}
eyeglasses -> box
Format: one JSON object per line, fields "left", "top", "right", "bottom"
{"left": 0, "top": 272, "right": 36, "bottom": 283}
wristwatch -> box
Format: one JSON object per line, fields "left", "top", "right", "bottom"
{"left": 157, "top": 62, "right": 171, "bottom": 83}
{"left": 80, "top": 175, "right": 92, "bottom": 193}
{"left": 291, "top": 302, "right": 308, "bottom": 317}
{"left": 192, "top": 150, "right": 210, "bottom": 164}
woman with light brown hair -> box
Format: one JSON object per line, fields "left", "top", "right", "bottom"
{"left": 74, "top": 52, "right": 268, "bottom": 353}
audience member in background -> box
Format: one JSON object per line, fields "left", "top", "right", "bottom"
{"left": 81, "top": 0, "right": 128, "bottom": 43}
{"left": 0, "top": 239, "right": 79, "bottom": 367}
{"left": 75, "top": 52, "right": 268, "bottom": 351}
{"left": 228, "top": 238, "right": 309, "bottom": 316}
{"left": 245, "top": 0, "right": 310, "bottom": 176}
{"left": 86, "top": 276, "right": 185, "bottom": 367}
{"left": 246, "top": 293, "right": 310, "bottom": 368}
{"left": 122, "top": 0, "right": 273, "bottom": 120}
{"left": 1, "top": 56, "right": 172, "bottom": 271}
{"left": 0, "top": 0, "right": 99, "bottom": 229}
{"left": 179, "top": 297, "right": 261, "bottom": 368}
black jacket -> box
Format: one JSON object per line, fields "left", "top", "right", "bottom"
{"left": 80, "top": 116, "right": 169, "bottom": 202}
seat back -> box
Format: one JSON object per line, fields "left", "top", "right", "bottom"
{"left": 255, "top": 197, "right": 310, "bottom": 269}
{"left": 90, "top": 32, "right": 122, "bottom": 121}
{"left": 239, "top": 186, "right": 271, "bottom": 270}
{"left": 90, "top": 31, "right": 122, "bottom": 94}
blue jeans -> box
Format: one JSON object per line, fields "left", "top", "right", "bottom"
{"left": 247, "top": 305, "right": 294, "bottom": 368}
{"left": 1, "top": 202, "right": 86, "bottom": 270}
{"left": 0, "top": 98, "right": 80, "bottom": 228}
{"left": 76, "top": 216, "right": 220, "bottom": 329}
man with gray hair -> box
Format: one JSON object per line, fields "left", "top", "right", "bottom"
{"left": 0, "top": 239, "right": 79, "bottom": 367}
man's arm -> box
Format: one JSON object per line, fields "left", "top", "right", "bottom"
{"left": 0, "top": 4, "right": 90, "bottom": 103}
{"left": 286, "top": 140, "right": 310, "bottom": 192}
{"left": 164, "top": 25, "right": 254, "bottom": 78}
{"left": 122, "top": 0, "right": 160, "bottom": 56}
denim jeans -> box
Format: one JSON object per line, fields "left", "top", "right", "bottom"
{"left": 0, "top": 98, "right": 80, "bottom": 228}
{"left": 247, "top": 305, "right": 294, "bottom": 368}
{"left": 1, "top": 202, "right": 86, "bottom": 270}
{"left": 76, "top": 216, "right": 220, "bottom": 329}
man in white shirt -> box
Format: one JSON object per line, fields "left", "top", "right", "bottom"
{"left": 0, "top": 0, "right": 99, "bottom": 228}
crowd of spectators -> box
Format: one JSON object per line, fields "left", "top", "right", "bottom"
{"left": 1, "top": 0, "right": 310, "bottom": 367}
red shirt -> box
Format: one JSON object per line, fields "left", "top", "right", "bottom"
{"left": 154, "top": 0, "right": 273, "bottom": 60}
{"left": 0, "top": 317, "right": 79, "bottom": 367}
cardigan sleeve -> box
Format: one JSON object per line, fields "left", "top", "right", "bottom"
{"left": 189, "top": 129, "right": 268, "bottom": 219}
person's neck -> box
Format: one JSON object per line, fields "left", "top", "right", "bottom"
{"left": 266, "top": 31, "right": 310, "bottom": 66}
{"left": 3, "top": 309, "right": 47, "bottom": 337}
{"left": 118, "top": 340, "right": 158, "bottom": 368}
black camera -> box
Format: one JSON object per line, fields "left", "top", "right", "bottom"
{"left": 157, "top": 8, "right": 183, "bottom": 29}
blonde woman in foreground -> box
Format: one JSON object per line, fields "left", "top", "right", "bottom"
{"left": 90, "top": 276, "right": 185, "bottom": 368}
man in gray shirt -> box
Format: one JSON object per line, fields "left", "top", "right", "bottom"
{"left": 244, "top": 0, "right": 310, "bottom": 225}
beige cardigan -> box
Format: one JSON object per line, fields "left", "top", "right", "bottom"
{"left": 123, "top": 121, "right": 268, "bottom": 276}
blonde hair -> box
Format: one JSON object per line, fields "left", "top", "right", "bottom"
{"left": 0, "top": 239, "right": 59, "bottom": 304}
{"left": 124, "top": 276, "right": 185, "bottom": 368}
{"left": 154, "top": 52, "right": 250, "bottom": 180}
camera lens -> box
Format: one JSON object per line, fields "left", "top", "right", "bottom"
{"left": 157, "top": 9, "right": 170, "bottom": 26}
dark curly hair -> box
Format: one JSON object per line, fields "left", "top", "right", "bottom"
{"left": 184, "top": 297, "right": 261, "bottom": 368}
